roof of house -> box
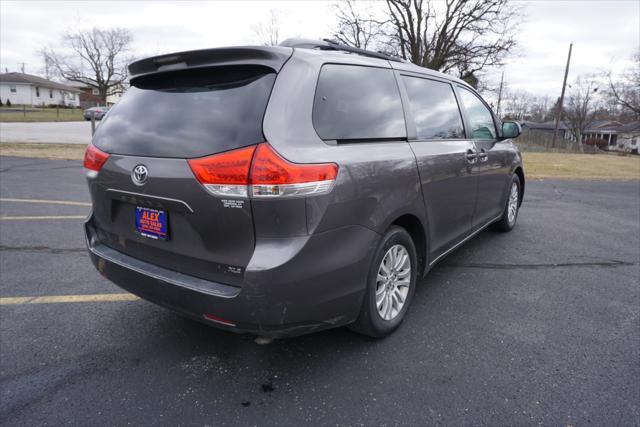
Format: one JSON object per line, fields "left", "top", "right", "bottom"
{"left": 587, "top": 120, "right": 622, "bottom": 130}
{"left": 522, "top": 120, "right": 633, "bottom": 133}
{"left": 0, "top": 72, "right": 82, "bottom": 93}
{"left": 521, "top": 121, "right": 570, "bottom": 130}
{"left": 617, "top": 121, "right": 640, "bottom": 133}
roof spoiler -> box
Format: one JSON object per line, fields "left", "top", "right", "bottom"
{"left": 279, "top": 38, "right": 405, "bottom": 63}
{"left": 128, "top": 46, "right": 293, "bottom": 79}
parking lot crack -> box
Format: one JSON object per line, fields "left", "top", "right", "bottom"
{"left": 446, "top": 259, "right": 636, "bottom": 270}
{"left": 0, "top": 245, "right": 86, "bottom": 254}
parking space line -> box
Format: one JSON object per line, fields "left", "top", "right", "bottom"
{"left": 0, "top": 215, "right": 87, "bottom": 220}
{"left": 0, "top": 293, "right": 139, "bottom": 305}
{"left": 0, "top": 198, "right": 91, "bottom": 207}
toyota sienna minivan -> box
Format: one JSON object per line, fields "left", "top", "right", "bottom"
{"left": 84, "top": 39, "right": 524, "bottom": 338}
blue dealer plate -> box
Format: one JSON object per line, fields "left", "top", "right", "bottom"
{"left": 135, "top": 207, "right": 168, "bottom": 240}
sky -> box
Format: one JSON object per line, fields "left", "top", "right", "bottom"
{"left": 0, "top": 0, "right": 638, "bottom": 99}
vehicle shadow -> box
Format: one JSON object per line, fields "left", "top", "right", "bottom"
{"left": 122, "top": 227, "right": 503, "bottom": 363}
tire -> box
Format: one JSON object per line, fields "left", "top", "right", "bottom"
{"left": 493, "top": 174, "right": 521, "bottom": 232}
{"left": 349, "top": 226, "right": 418, "bottom": 338}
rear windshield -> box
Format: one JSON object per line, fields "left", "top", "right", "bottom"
{"left": 93, "top": 65, "right": 276, "bottom": 158}
{"left": 312, "top": 64, "right": 406, "bottom": 141}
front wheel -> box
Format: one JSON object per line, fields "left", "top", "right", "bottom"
{"left": 349, "top": 226, "right": 417, "bottom": 338}
{"left": 493, "top": 174, "right": 521, "bottom": 232}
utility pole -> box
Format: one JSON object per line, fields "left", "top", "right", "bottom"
{"left": 552, "top": 42, "right": 573, "bottom": 148}
{"left": 496, "top": 70, "right": 505, "bottom": 119}
{"left": 19, "top": 62, "right": 25, "bottom": 74}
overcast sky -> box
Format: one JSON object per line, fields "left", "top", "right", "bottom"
{"left": 1, "top": 0, "right": 638, "bottom": 98}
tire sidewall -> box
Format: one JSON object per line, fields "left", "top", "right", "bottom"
{"left": 365, "top": 227, "right": 418, "bottom": 335}
{"left": 505, "top": 175, "right": 521, "bottom": 229}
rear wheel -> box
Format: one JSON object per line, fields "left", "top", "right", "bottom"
{"left": 493, "top": 174, "right": 521, "bottom": 232}
{"left": 349, "top": 226, "right": 417, "bottom": 338}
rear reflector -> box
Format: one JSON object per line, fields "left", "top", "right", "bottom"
{"left": 188, "top": 143, "right": 338, "bottom": 199}
{"left": 203, "top": 313, "right": 236, "bottom": 326}
{"left": 188, "top": 145, "right": 257, "bottom": 197}
{"left": 83, "top": 144, "right": 109, "bottom": 175}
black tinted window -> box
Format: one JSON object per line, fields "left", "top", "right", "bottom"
{"left": 93, "top": 66, "right": 275, "bottom": 158}
{"left": 402, "top": 76, "right": 464, "bottom": 139}
{"left": 458, "top": 87, "right": 496, "bottom": 140}
{"left": 313, "top": 64, "right": 406, "bottom": 141}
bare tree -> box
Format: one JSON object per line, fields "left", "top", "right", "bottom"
{"left": 608, "top": 50, "right": 640, "bottom": 117}
{"left": 42, "top": 27, "right": 132, "bottom": 104}
{"left": 253, "top": 9, "right": 281, "bottom": 46}
{"left": 385, "top": 0, "right": 520, "bottom": 85}
{"left": 564, "top": 77, "right": 601, "bottom": 153}
{"left": 330, "top": 0, "right": 520, "bottom": 87}
{"left": 501, "top": 90, "right": 552, "bottom": 122}
{"left": 529, "top": 95, "right": 551, "bottom": 122}
{"left": 332, "top": 0, "right": 388, "bottom": 50}
{"left": 38, "top": 48, "right": 55, "bottom": 80}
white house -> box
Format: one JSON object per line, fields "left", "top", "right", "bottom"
{"left": 0, "top": 72, "right": 81, "bottom": 107}
{"left": 615, "top": 121, "right": 640, "bottom": 154}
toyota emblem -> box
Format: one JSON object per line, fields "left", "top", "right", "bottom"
{"left": 132, "top": 165, "right": 148, "bottom": 185}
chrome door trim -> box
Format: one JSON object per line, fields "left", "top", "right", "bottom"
{"left": 428, "top": 213, "right": 502, "bottom": 268}
{"left": 105, "top": 188, "right": 194, "bottom": 213}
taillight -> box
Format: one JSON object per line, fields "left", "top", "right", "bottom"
{"left": 188, "top": 143, "right": 338, "bottom": 198}
{"left": 188, "top": 145, "right": 257, "bottom": 197}
{"left": 83, "top": 144, "right": 109, "bottom": 175}
{"left": 250, "top": 143, "right": 338, "bottom": 198}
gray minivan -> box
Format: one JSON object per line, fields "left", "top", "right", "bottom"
{"left": 84, "top": 39, "right": 524, "bottom": 338}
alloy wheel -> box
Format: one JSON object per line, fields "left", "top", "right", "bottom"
{"left": 375, "top": 244, "right": 411, "bottom": 321}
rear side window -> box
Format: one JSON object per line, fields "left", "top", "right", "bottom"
{"left": 93, "top": 65, "right": 276, "bottom": 158}
{"left": 313, "top": 64, "right": 406, "bottom": 141}
{"left": 402, "top": 76, "right": 464, "bottom": 140}
{"left": 458, "top": 87, "right": 496, "bottom": 140}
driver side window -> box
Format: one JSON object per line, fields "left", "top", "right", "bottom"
{"left": 458, "top": 87, "right": 496, "bottom": 140}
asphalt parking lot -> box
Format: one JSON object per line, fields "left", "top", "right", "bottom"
{"left": 0, "top": 155, "right": 638, "bottom": 426}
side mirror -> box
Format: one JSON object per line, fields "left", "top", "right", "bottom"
{"left": 501, "top": 121, "right": 521, "bottom": 139}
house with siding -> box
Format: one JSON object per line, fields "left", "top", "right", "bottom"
{"left": 614, "top": 121, "right": 640, "bottom": 154}
{"left": 65, "top": 82, "right": 103, "bottom": 109}
{"left": 521, "top": 121, "right": 573, "bottom": 140}
{"left": 581, "top": 120, "right": 623, "bottom": 148}
{"left": 0, "top": 72, "right": 81, "bottom": 107}
{"left": 66, "top": 81, "right": 128, "bottom": 108}
{"left": 522, "top": 119, "right": 638, "bottom": 153}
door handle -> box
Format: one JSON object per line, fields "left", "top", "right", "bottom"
{"left": 478, "top": 148, "right": 488, "bottom": 162}
{"left": 465, "top": 149, "right": 477, "bottom": 164}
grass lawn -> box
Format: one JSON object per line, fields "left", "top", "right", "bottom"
{"left": 0, "top": 143, "right": 639, "bottom": 180}
{"left": 0, "top": 142, "right": 87, "bottom": 160}
{"left": 523, "top": 152, "right": 640, "bottom": 180}
{"left": 0, "top": 108, "right": 84, "bottom": 122}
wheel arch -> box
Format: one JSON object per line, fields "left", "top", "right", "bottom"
{"left": 390, "top": 214, "right": 428, "bottom": 278}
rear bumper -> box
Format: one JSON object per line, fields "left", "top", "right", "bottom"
{"left": 85, "top": 216, "right": 378, "bottom": 337}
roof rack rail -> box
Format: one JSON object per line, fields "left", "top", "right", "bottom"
{"left": 279, "top": 38, "right": 405, "bottom": 63}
